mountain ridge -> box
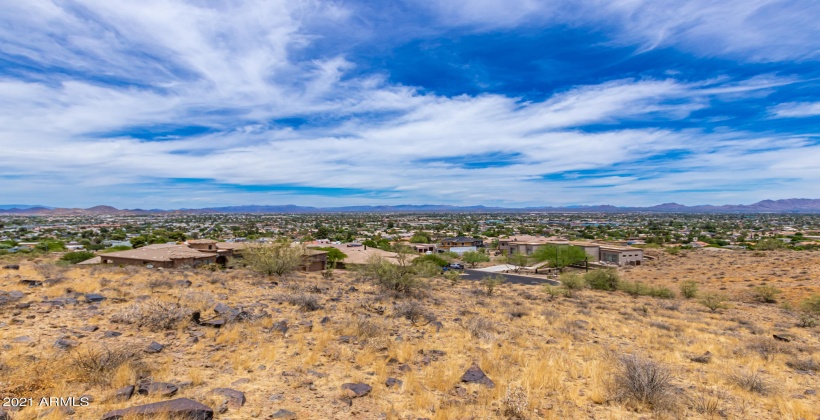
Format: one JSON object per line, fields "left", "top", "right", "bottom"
{"left": 3, "top": 199, "right": 820, "bottom": 214}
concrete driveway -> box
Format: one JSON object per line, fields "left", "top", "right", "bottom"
{"left": 461, "top": 269, "right": 560, "bottom": 286}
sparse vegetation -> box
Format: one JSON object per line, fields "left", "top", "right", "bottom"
{"left": 111, "top": 299, "right": 192, "bottom": 330}
{"left": 60, "top": 251, "right": 96, "bottom": 264}
{"left": 585, "top": 268, "right": 620, "bottom": 290}
{"left": 679, "top": 281, "right": 698, "bottom": 299}
{"left": 610, "top": 354, "right": 677, "bottom": 411}
{"left": 242, "top": 241, "right": 305, "bottom": 277}
{"left": 699, "top": 293, "right": 728, "bottom": 312}
{"left": 481, "top": 274, "right": 505, "bottom": 296}
{"left": 752, "top": 285, "right": 781, "bottom": 303}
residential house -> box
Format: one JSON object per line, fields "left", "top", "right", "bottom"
{"left": 439, "top": 236, "right": 484, "bottom": 254}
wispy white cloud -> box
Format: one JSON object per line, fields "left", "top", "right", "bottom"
{"left": 417, "top": 0, "right": 820, "bottom": 62}
{"left": 769, "top": 101, "right": 820, "bottom": 118}
{"left": 0, "top": 0, "right": 817, "bottom": 207}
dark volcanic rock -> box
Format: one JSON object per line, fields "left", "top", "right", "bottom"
{"left": 102, "top": 398, "right": 213, "bottom": 420}
{"left": 272, "top": 320, "right": 289, "bottom": 334}
{"left": 79, "top": 325, "right": 99, "bottom": 332}
{"left": 211, "top": 388, "right": 246, "bottom": 409}
{"left": 341, "top": 383, "right": 372, "bottom": 398}
{"left": 103, "top": 331, "right": 122, "bottom": 338}
{"left": 114, "top": 385, "right": 135, "bottom": 402}
{"left": 3, "top": 264, "right": 20, "bottom": 270}
{"left": 19, "top": 280, "right": 42, "bottom": 287}
{"left": 202, "top": 319, "right": 225, "bottom": 328}
{"left": 385, "top": 378, "right": 403, "bottom": 388}
{"left": 271, "top": 409, "right": 297, "bottom": 419}
{"left": 138, "top": 381, "right": 178, "bottom": 397}
{"left": 54, "top": 338, "right": 77, "bottom": 350}
{"left": 461, "top": 364, "right": 495, "bottom": 388}
{"left": 85, "top": 293, "right": 106, "bottom": 303}
{"left": 145, "top": 341, "right": 164, "bottom": 354}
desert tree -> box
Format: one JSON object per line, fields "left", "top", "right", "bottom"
{"left": 531, "top": 245, "right": 588, "bottom": 273}
{"left": 242, "top": 240, "right": 306, "bottom": 277}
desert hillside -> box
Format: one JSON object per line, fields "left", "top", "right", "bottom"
{"left": 0, "top": 250, "right": 818, "bottom": 419}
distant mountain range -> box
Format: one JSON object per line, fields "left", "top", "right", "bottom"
{"left": 2, "top": 199, "right": 820, "bottom": 214}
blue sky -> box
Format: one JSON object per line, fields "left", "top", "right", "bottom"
{"left": 1, "top": 0, "right": 819, "bottom": 208}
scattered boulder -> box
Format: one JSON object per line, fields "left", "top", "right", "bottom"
{"left": 79, "top": 325, "right": 99, "bottom": 332}
{"left": 12, "top": 336, "right": 34, "bottom": 344}
{"left": 85, "top": 293, "right": 106, "bottom": 303}
{"left": 138, "top": 381, "right": 178, "bottom": 397}
{"left": 773, "top": 333, "right": 793, "bottom": 342}
{"left": 320, "top": 316, "right": 330, "bottom": 325}
{"left": 202, "top": 319, "right": 225, "bottom": 328}
{"left": 211, "top": 388, "right": 246, "bottom": 409}
{"left": 113, "top": 385, "right": 135, "bottom": 402}
{"left": 460, "top": 364, "right": 495, "bottom": 388}
{"left": 3, "top": 264, "right": 20, "bottom": 270}
{"left": 385, "top": 378, "right": 403, "bottom": 388}
{"left": 214, "top": 303, "right": 233, "bottom": 315}
{"left": 54, "top": 338, "right": 77, "bottom": 350}
{"left": 20, "top": 280, "right": 42, "bottom": 287}
{"left": 145, "top": 341, "right": 164, "bottom": 354}
{"left": 103, "top": 331, "right": 122, "bottom": 338}
{"left": 101, "top": 398, "right": 213, "bottom": 420}
{"left": 8, "top": 291, "right": 24, "bottom": 300}
{"left": 341, "top": 383, "right": 372, "bottom": 398}
{"left": 176, "top": 280, "right": 193, "bottom": 288}
{"left": 0, "top": 409, "right": 9, "bottom": 420}
{"left": 272, "top": 320, "right": 289, "bottom": 334}
{"left": 271, "top": 409, "right": 297, "bottom": 419}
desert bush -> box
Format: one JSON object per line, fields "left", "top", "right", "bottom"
{"left": 461, "top": 316, "right": 496, "bottom": 340}
{"left": 68, "top": 345, "right": 146, "bottom": 386}
{"left": 147, "top": 278, "right": 173, "bottom": 292}
{"left": 481, "top": 274, "right": 505, "bottom": 296}
{"left": 585, "top": 269, "right": 620, "bottom": 291}
{"left": 444, "top": 269, "right": 461, "bottom": 285}
{"left": 785, "top": 357, "right": 818, "bottom": 372}
{"left": 611, "top": 354, "right": 676, "bottom": 410}
{"left": 242, "top": 241, "right": 305, "bottom": 277}
{"left": 746, "top": 338, "right": 784, "bottom": 362}
{"left": 394, "top": 300, "right": 434, "bottom": 324}
{"left": 502, "top": 385, "right": 530, "bottom": 419}
{"left": 679, "top": 281, "right": 698, "bottom": 299}
{"left": 543, "top": 285, "right": 561, "bottom": 300}
{"left": 560, "top": 272, "right": 585, "bottom": 290}
{"left": 797, "top": 312, "right": 816, "bottom": 328}
{"left": 353, "top": 316, "right": 383, "bottom": 340}
{"left": 619, "top": 281, "right": 675, "bottom": 299}
{"left": 60, "top": 251, "right": 96, "bottom": 264}
{"left": 286, "top": 293, "right": 322, "bottom": 312}
{"left": 800, "top": 294, "right": 820, "bottom": 313}
{"left": 111, "top": 299, "right": 191, "bottom": 331}
{"left": 699, "top": 293, "right": 727, "bottom": 312}
{"left": 752, "top": 285, "right": 781, "bottom": 303}
{"left": 729, "top": 369, "right": 769, "bottom": 395}
{"left": 361, "top": 255, "right": 427, "bottom": 295}
{"left": 690, "top": 393, "right": 722, "bottom": 417}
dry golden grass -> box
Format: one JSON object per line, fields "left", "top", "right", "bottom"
{"left": 0, "top": 250, "right": 817, "bottom": 419}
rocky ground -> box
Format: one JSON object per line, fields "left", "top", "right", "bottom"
{"left": 0, "top": 250, "right": 818, "bottom": 419}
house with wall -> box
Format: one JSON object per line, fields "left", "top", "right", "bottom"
{"left": 439, "top": 236, "right": 484, "bottom": 254}
{"left": 99, "top": 244, "right": 218, "bottom": 268}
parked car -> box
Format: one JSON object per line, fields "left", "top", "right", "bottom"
{"left": 448, "top": 263, "right": 464, "bottom": 270}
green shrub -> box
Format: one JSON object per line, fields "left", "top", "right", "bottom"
{"left": 560, "top": 273, "right": 586, "bottom": 290}
{"left": 801, "top": 294, "right": 820, "bottom": 313}
{"left": 585, "top": 269, "right": 620, "bottom": 290}
{"left": 60, "top": 251, "right": 96, "bottom": 264}
{"left": 649, "top": 287, "right": 676, "bottom": 299}
{"left": 412, "top": 254, "right": 448, "bottom": 267}
{"left": 752, "top": 285, "right": 781, "bottom": 303}
{"left": 680, "top": 281, "right": 698, "bottom": 299}
{"left": 618, "top": 281, "right": 675, "bottom": 299}
{"left": 699, "top": 293, "right": 727, "bottom": 312}
{"left": 481, "top": 274, "right": 505, "bottom": 297}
